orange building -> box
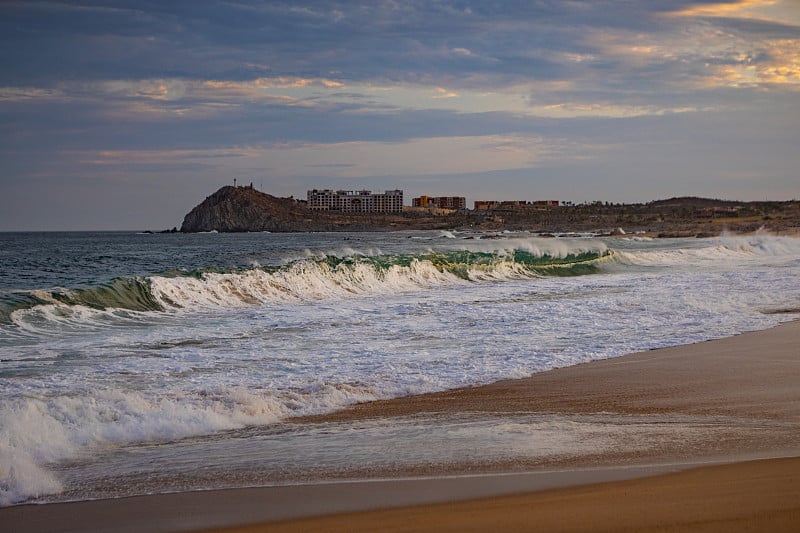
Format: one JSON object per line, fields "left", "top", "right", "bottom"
{"left": 413, "top": 196, "right": 466, "bottom": 210}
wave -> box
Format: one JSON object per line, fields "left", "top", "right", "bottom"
{"left": 5, "top": 235, "right": 798, "bottom": 329}
{"left": 2, "top": 235, "right": 797, "bottom": 505}
{"left": 3, "top": 244, "right": 610, "bottom": 327}
{"left": 613, "top": 235, "right": 800, "bottom": 268}
{"left": 0, "top": 278, "right": 162, "bottom": 329}
{"left": 0, "top": 381, "right": 382, "bottom": 506}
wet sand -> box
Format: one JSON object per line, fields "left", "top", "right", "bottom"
{"left": 2, "top": 320, "right": 799, "bottom": 532}
{"left": 303, "top": 318, "right": 800, "bottom": 424}
{"left": 217, "top": 457, "right": 800, "bottom": 533}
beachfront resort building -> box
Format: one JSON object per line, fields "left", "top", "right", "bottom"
{"left": 307, "top": 189, "right": 404, "bottom": 214}
{"left": 412, "top": 196, "right": 467, "bottom": 210}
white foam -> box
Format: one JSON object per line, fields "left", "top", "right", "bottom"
{"left": 148, "top": 259, "right": 470, "bottom": 311}
{"left": 146, "top": 239, "right": 610, "bottom": 312}
{"left": 451, "top": 237, "right": 607, "bottom": 258}
{"left": 614, "top": 235, "right": 800, "bottom": 269}
{"left": 3, "top": 234, "right": 799, "bottom": 505}
{"left": 0, "top": 381, "right": 388, "bottom": 505}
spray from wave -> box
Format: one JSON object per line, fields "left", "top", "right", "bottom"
{"left": 613, "top": 234, "right": 800, "bottom": 268}
{"left": 3, "top": 241, "right": 611, "bottom": 327}
{"left": 0, "top": 382, "right": 383, "bottom": 506}
{"left": 5, "top": 235, "right": 798, "bottom": 329}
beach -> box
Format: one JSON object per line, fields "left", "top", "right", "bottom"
{"left": 220, "top": 457, "right": 800, "bottom": 533}
{"left": 3, "top": 319, "right": 798, "bottom": 532}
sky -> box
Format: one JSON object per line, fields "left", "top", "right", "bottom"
{"left": 1, "top": 1, "right": 799, "bottom": 230}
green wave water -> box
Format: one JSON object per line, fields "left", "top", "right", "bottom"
{"left": 321, "top": 249, "right": 608, "bottom": 278}
{"left": 1, "top": 249, "right": 611, "bottom": 324}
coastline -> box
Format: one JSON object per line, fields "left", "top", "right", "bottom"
{"left": 2, "top": 320, "right": 799, "bottom": 532}
{"left": 301, "top": 318, "right": 800, "bottom": 423}
{"left": 177, "top": 186, "right": 800, "bottom": 235}
{"left": 217, "top": 457, "right": 800, "bottom": 532}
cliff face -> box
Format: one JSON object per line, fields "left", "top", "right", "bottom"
{"left": 180, "top": 186, "right": 319, "bottom": 232}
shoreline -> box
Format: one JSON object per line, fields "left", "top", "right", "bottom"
{"left": 301, "top": 319, "right": 800, "bottom": 422}
{"left": 2, "top": 319, "right": 799, "bottom": 532}
{"left": 4, "top": 457, "right": 800, "bottom": 533}
{"left": 216, "top": 457, "right": 800, "bottom": 532}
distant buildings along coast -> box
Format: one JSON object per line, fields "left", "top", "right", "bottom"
{"left": 307, "top": 189, "right": 404, "bottom": 213}
{"left": 305, "top": 188, "right": 564, "bottom": 214}
{"left": 412, "top": 196, "right": 466, "bottom": 210}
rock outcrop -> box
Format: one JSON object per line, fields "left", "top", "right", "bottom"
{"left": 180, "top": 186, "right": 321, "bottom": 232}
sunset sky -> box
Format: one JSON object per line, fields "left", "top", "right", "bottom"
{"left": 1, "top": 0, "right": 799, "bottom": 230}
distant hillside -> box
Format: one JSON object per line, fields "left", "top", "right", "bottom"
{"left": 647, "top": 197, "right": 742, "bottom": 208}
{"left": 180, "top": 187, "right": 800, "bottom": 235}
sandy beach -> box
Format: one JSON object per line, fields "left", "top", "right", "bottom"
{"left": 2, "top": 319, "right": 799, "bottom": 532}
{"left": 219, "top": 457, "right": 800, "bottom": 533}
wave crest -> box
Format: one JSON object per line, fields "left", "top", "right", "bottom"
{"left": 615, "top": 235, "right": 800, "bottom": 268}
{"left": 149, "top": 249, "right": 609, "bottom": 310}
{"left": 3, "top": 245, "right": 610, "bottom": 325}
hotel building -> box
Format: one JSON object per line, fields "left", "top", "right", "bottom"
{"left": 307, "top": 189, "right": 404, "bottom": 213}
{"left": 412, "top": 196, "right": 466, "bottom": 210}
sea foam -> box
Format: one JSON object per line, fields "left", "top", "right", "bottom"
{"left": 2, "top": 234, "right": 799, "bottom": 506}
{"left": 0, "top": 381, "right": 386, "bottom": 505}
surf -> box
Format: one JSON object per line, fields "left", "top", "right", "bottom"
{"left": 612, "top": 234, "right": 800, "bottom": 269}
{"left": 3, "top": 244, "right": 612, "bottom": 327}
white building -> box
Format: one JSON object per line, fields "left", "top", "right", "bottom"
{"left": 307, "top": 189, "right": 404, "bottom": 214}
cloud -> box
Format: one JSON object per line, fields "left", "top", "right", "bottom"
{"left": 4, "top": 2, "right": 798, "bottom": 103}
{"left": 433, "top": 87, "right": 459, "bottom": 99}
{"left": 1, "top": 1, "right": 799, "bottom": 229}
{"left": 666, "top": 0, "right": 781, "bottom": 19}
{"left": 0, "top": 87, "right": 64, "bottom": 101}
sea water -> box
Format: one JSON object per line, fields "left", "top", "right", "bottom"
{"left": 1, "top": 230, "right": 798, "bottom": 505}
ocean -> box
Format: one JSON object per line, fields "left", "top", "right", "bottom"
{"left": 1, "top": 230, "right": 799, "bottom": 506}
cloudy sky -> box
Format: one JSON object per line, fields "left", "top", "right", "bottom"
{"left": 1, "top": 0, "right": 799, "bottom": 230}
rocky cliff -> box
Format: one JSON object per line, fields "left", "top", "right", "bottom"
{"left": 180, "top": 186, "right": 322, "bottom": 232}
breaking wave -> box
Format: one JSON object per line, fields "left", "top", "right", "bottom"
{"left": 2, "top": 234, "right": 798, "bottom": 505}
{"left": 0, "top": 382, "right": 380, "bottom": 506}
{"left": 613, "top": 234, "right": 800, "bottom": 268}
{"left": 5, "top": 234, "right": 797, "bottom": 329}
{"left": 3, "top": 245, "right": 610, "bottom": 326}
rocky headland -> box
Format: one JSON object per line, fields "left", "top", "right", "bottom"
{"left": 179, "top": 186, "right": 449, "bottom": 233}
{"left": 180, "top": 186, "right": 800, "bottom": 236}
